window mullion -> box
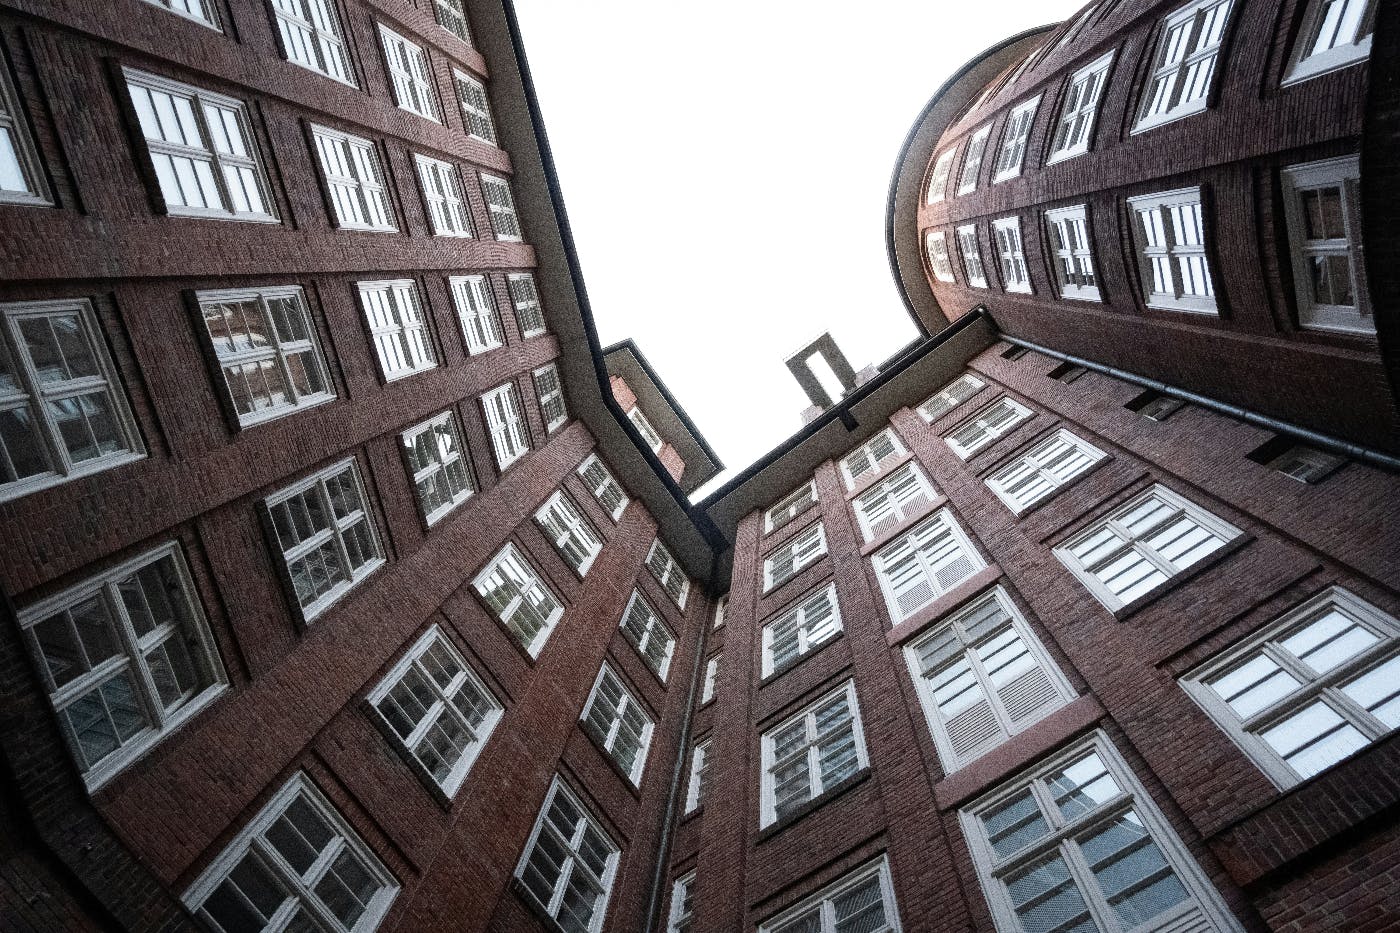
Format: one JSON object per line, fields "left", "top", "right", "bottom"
{"left": 105, "top": 582, "right": 169, "bottom": 729}
{"left": 191, "top": 97, "right": 236, "bottom": 213}
{"left": 1059, "top": 835, "right": 1120, "bottom": 933}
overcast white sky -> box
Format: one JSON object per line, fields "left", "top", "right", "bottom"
{"left": 513, "top": 0, "right": 1085, "bottom": 500}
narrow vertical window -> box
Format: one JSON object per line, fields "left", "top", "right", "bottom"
{"left": 957, "top": 224, "right": 987, "bottom": 288}
{"left": 667, "top": 872, "right": 696, "bottom": 933}
{"left": 515, "top": 778, "right": 621, "bottom": 933}
{"left": 434, "top": 0, "right": 472, "bottom": 43}
{"left": 580, "top": 663, "right": 654, "bottom": 784}
{"left": 620, "top": 589, "right": 677, "bottom": 679}
{"left": 839, "top": 428, "right": 905, "bottom": 489}
{"left": 480, "top": 382, "right": 530, "bottom": 470}
{"left": 474, "top": 543, "right": 564, "bottom": 656}
{"left": 646, "top": 539, "right": 690, "bottom": 609}
{"left": 764, "top": 479, "right": 818, "bottom": 533}
{"left": 854, "top": 462, "right": 937, "bottom": 542}
{"left": 1044, "top": 205, "right": 1100, "bottom": 300}
{"left": 945, "top": 397, "right": 1033, "bottom": 458}
{"left": 1280, "top": 156, "right": 1370, "bottom": 333}
{"left": 415, "top": 154, "right": 473, "bottom": 237}
{"left": 956, "top": 124, "right": 992, "bottom": 195}
{"left": 1284, "top": 0, "right": 1376, "bottom": 83}
{"left": 926, "top": 147, "right": 957, "bottom": 204}
{"left": 578, "top": 453, "right": 629, "bottom": 521}
{"left": 481, "top": 173, "right": 522, "bottom": 241}
{"left": 401, "top": 410, "right": 474, "bottom": 524}
{"left": 758, "top": 858, "right": 901, "bottom": 933}
{"left": 271, "top": 0, "right": 354, "bottom": 85}
{"left": 1134, "top": 0, "right": 1235, "bottom": 132}
{"left": 925, "top": 230, "right": 956, "bottom": 283}
{"left": 311, "top": 125, "right": 395, "bottom": 231}
{"left": 534, "top": 489, "right": 602, "bottom": 575}
{"left": 685, "top": 739, "right": 711, "bottom": 813}
{"left": 992, "top": 96, "right": 1041, "bottom": 182}
{"left": 533, "top": 363, "right": 568, "bottom": 433}
{"left": 1129, "top": 188, "right": 1216, "bottom": 313}
{"left": 378, "top": 25, "right": 439, "bottom": 121}
{"left": 713, "top": 595, "right": 727, "bottom": 629}
{"left": 992, "top": 217, "right": 1031, "bottom": 293}
{"left": 760, "top": 681, "right": 868, "bottom": 826}
{"left": 762, "top": 584, "right": 842, "bottom": 677}
{"left": 702, "top": 653, "right": 720, "bottom": 704}
{"left": 1047, "top": 51, "right": 1113, "bottom": 163}
{"left": 918, "top": 373, "right": 985, "bottom": 422}
{"left": 986, "top": 428, "right": 1105, "bottom": 513}
{"left": 454, "top": 69, "right": 497, "bottom": 143}
{"left": 0, "top": 45, "right": 50, "bottom": 205}
{"left": 449, "top": 274, "right": 503, "bottom": 354}
{"left": 509, "top": 273, "right": 548, "bottom": 337}
{"left": 762, "top": 523, "right": 827, "bottom": 592}
{"left": 873, "top": 510, "right": 985, "bottom": 623}
{"left": 357, "top": 280, "right": 437, "bottom": 380}
{"left": 628, "top": 405, "right": 663, "bottom": 452}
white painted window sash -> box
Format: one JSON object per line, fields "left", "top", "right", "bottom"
{"left": 311, "top": 125, "right": 394, "bottom": 231}
{"left": 532, "top": 363, "right": 568, "bottom": 433}
{"left": 956, "top": 124, "right": 992, "bottom": 195}
{"left": 581, "top": 662, "right": 654, "bottom": 784}
{"left": 957, "top": 224, "right": 987, "bottom": 288}
{"left": 702, "top": 653, "right": 720, "bottom": 704}
{"left": 855, "top": 462, "right": 937, "bottom": 542}
{"left": 481, "top": 173, "right": 522, "bottom": 241}
{"left": 986, "top": 428, "right": 1105, "bottom": 513}
{"left": 415, "top": 154, "right": 473, "bottom": 237}
{"left": 1044, "top": 205, "right": 1100, "bottom": 300}
{"left": 1133, "top": 0, "right": 1234, "bottom": 132}
{"left": 992, "top": 96, "right": 1041, "bottom": 182}
{"left": 271, "top": 0, "right": 354, "bottom": 85}
{"left": 762, "top": 584, "right": 842, "bottom": 678}
{"left": 453, "top": 69, "right": 497, "bottom": 143}
{"left": 667, "top": 872, "right": 697, "bottom": 933}
{"left": 926, "top": 230, "right": 956, "bottom": 283}
{"left": 378, "top": 24, "right": 439, "bottom": 121}
{"left": 401, "top": 410, "right": 474, "bottom": 525}
{"left": 992, "top": 217, "right": 1032, "bottom": 293}
{"left": 0, "top": 45, "right": 51, "bottom": 205}
{"left": 534, "top": 489, "right": 602, "bottom": 575}
{"left": 515, "top": 777, "right": 620, "bottom": 932}
{"left": 1129, "top": 187, "right": 1217, "bottom": 313}
{"left": 620, "top": 589, "right": 676, "bottom": 679}
{"left": 480, "top": 381, "right": 530, "bottom": 469}
{"left": 140, "top": 0, "right": 220, "bottom": 29}
{"left": 1047, "top": 52, "right": 1113, "bottom": 163}
{"left": 508, "top": 273, "right": 548, "bottom": 337}
{"left": 926, "top": 147, "right": 957, "bottom": 204}
{"left": 759, "top": 680, "right": 868, "bottom": 827}
{"left": 945, "top": 397, "right": 1033, "bottom": 458}
{"left": 758, "top": 857, "right": 902, "bottom": 933}
{"left": 578, "top": 453, "right": 629, "bottom": 521}
{"left": 873, "top": 509, "right": 986, "bottom": 623}
{"left": 646, "top": 539, "right": 689, "bottom": 609}
{"left": 449, "top": 274, "right": 503, "bottom": 353}
{"left": 918, "top": 372, "right": 985, "bottom": 422}
{"left": 839, "top": 428, "right": 906, "bottom": 489}
{"left": 1280, "top": 155, "right": 1371, "bottom": 334}
{"left": 764, "top": 479, "right": 817, "bottom": 533}
{"left": 357, "top": 279, "right": 436, "bottom": 379}
{"left": 763, "top": 522, "right": 827, "bottom": 592}
{"left": 685, "top": 738, "right": 711, "bottom": 813}
{"left": 434, "top": 0, "right": 472, "bottom": 43}
{"left": 713, "top": 594, "right": 728, "bottom": 629}
{"left": 1284, "top": 0, "right": 1376, "bottom": 84}
{"left": 628, "top": 405, "right": 664, "bottom": 453}
{"left": 473, "top": 543, "right": 564, "bottom": 656}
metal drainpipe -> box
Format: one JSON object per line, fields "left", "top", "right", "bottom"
{"left": 999, "top": 334, "right": 1400, "bottom": 473}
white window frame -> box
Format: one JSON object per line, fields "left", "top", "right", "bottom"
{"left": 764, "top": 478, "right": 818, "bottom": 534}
{"left": 839, "top": 428, "right": 906, "bottom": 490}
{"left": 956, "top": 124, "right": 992, "bottom": 195}
{"left": 957, "top": 224, "right": 988, "bottom": 288}
{"left": 578, "top": 453, "right": 629, "bottom": 521}
{"left": 1284, "top": 0, "right": 1376, "bottom": 85}
{"left": 271, "top": 0, "right": 355, "bottom": 86}
{"left": 992, "top": 95, "right": 1041, "bottom": 183}
{"left": 926, "top": 147, "right": 957, "bottom": 204}
{"left": 757, "top": 857, "right": 902, "bottom": 933}
{"left": 453, "top": 69, "right": 497, "bottom": 144}
{"left": 1128, "top": 187, "right": 1217, "bottom": 313}
{"left": 480, "top": 381, "right": 530, "bottom": 470}
{"left": 1133, "top": 0, "right": 1235, "bottom": 134}
{"left": 946, "top": 397, "right": 1033, "bottom": 459}
{"left": 986, "top": 428, "right": 1106, "bottom": 514}
{"left": 646, "top": 539, "right": 689, "bottom": 609}
{"left": 762, "top": 522, "right": 827, "bottom": 592}
{"left": 992, "top": 217, "right": 1032, "bottom": 294}
{"left": 378, "top": 24, "right": 439, "bottom": 121}
{"left": 620, "top": 588, "right": 677, "bottom": 680}
{"left": 0, "top": 44, "right": 51, "bottom": 206}
{"left": 533, "top": 363, "right": 568, "bottom": 434}
{"left": 473, "top": 542, "right": 564, "bottom": 657}
{"left": 534, "top": 489, "right": 602, "bottom": 576}
{"left": 872, "top": 509, "right": 986, "bottom": 624}
{"left": 1263, "top": 443, "right": 1345, "bottom": 484}
{"left": 481, "top": 173, "right": 523, "bottom": 242}
{"left": 667, "top": 871, "right": 696, "bottom": 933}
{"left": 628, "top": 405, "right": 664, "bottom": 453}
{"left": 357, "top": 279, "right": 437, "bottom": 380}
{"left": 508, "top": 273, "right": 548, "bottom": 337}
{"left": 854, "top": 462, "right": 938, "bottom": 543}
{"left": 580, "top": 662, "right": 654, "bottom": 785}
{"left": 310, "top": 125, "right": 395, "bottom": 232}
{"left": 1046, "top": 51, "right": 1113, "bottom": 164}
{"left": 415, "top": 153, "right": 473, "bottom": 238}
{"left": 514, "top": 777, "right": 620, "bottom": 933}
{"left": 702, "top": 653, "right": 720, "bottom": 704}
{"left": 685, "top": 737, "right": 711, "bottom": 814}
{"left": 762, "top": 583, "right": 843, "bottom": 679}
{"left": 1280, "top": 155, "right": 1371, "bottom": 334}
{"left": 918, "top": 373, "right": 985, "bottom": 423}
{"left": 759, "top": 680, "right": 869, "bottom": 827}
{"left": 925, "top": 230, "right": 956, "bottom": 283}
{"left": 434, "top": 0, "right": 472, "bottom": 44}
{"left": 713, "top": 594, "right": 729, "bottom": 630}
{"left": 1044, "top": 205, "right": 1100, "bottom": 301}
{"left": 401, "top": 409, "right": 475, "bottom": 525}
{"left": 140, "top": 0, "right": 220, "bottom": 29}
{"left": 449, "top": 274, "right": 503, "bottom": 354}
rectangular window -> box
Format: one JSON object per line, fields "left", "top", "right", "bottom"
{"left": 1182, "top": 587, "right": 1400, "bottom": 786}
{"left": 1129, "top": 187, "right": 1216, "bottom": 313}
{"left": 1055, "top": 484, "right": 1241, "bottom": 611}
{"left": 1047, "top": 51, "right": 1113, "bottom": 163}
{"left": 628, "top": 405, "right": 664, "bottom": 453}
{"left": 685, "top": 738, "right": 711, "bottom": 813}
{"left": 762, "top": 584, "right": 842, "bottom": 678}
{"left": 533, "top": 363, "right": 568, "bottom": 433}
{"left": 961, "top": 733, "right": 1239, "bottom": 933}
{"left": 581, "top": 662, "right": 654, "bottom": 784}
{"left": 667, "top": 872, "right": 696, "bottom": 933}
{"left": 516, "top": 777, "right": 620, "bottom": 933}
{"left": 0, "top": 46, "right": 50, "bottom": 206}
{"left": 1281, "top": 156, "right": 1370, "bottom": 333}
{"left": 992, "top": 217, "right": 1032, "bottom": 293}
{"left": 646, "top": 539, "right": 689, "bottom": 609}
{"left": 474, "top": 542, "right": 564, "bottom": 657}
{"left": 855, "top": 462, "right": 938, "bottom": 542}
{"left": 1048, "top": 362, "right": 1087, "bottom": 383}
{"left": 379, "top": 24, "right": 439, "bottom": 121}
{"left": 449, "top": 274, "right": 503, "bottom": 354}
{"left": 1285, "top": 0, "right": 1375, "bottom": 84}
{"left": 1, "top": 300, "right": 144, "bottom": 500}
{"left": 535, "top": 489, "right": 602, "bottom": 575}
{"left": 454, "top": 69, "right": 497, "bottom": 143}
{"left": 434, "top": 0, "right": 472, "bottom": 43}
{"left": 873, "top": 509, "right": 985, "bottom": 623}
{"left": 992, "top": 96, "right": 1041, "bottom": 182}
{"left": 620, "top": 589, "right": 676, "bottom": 680}
{"left": 509, "top": 273, "right": 548, "bottom": 337}
{"left": 19, "top": 543, "right": 226, "bottom": 788}
{"left": 124, "top": 69, "right": 275, "bottom": 221}
{"left": 184, "top": 773, "right": 399, "bottom": 933}
{"left": 702, "top": 653, "right": 720, "bottom": 704}
{"left": 481, "top": 173, "right": 523, "bottom": 241}
{"left": 415, "top": 154, "right": 473, "bottom": 237}
{"left": 1250, "top": 439, "right": 1345, "bottom": 484}
{"left": 480, "top": 381, "right": 530, "bottom": 470}
{"left": 919, "top": 372, "right": 985, "bottom": 422}
{"left": 713, "top": 594, "right": 727, "bottom": 629}
{"left": 839, "top": 428, "right": 906, "bottom": 489}
{"left": 763, "top": 523, "right": 827, "bottom": 592}
{"left": 1127, "top": 389, "right": 1185, "bottom": 422}
{"left": 956, "top": 124, "right": 992, "bottom": 195}
{"left": 764, "top": 479, "right": 817, "bottom": 534}
{"left": 402, "top": 410, "right": 474, "bottom": 525}
{"left": 758, "top": 858, "right": 901, "bottom": 933}
{"left": 987, "top": 428, "right": 1104, "bottom": 514}
{"left": 141, "top": 0, "right": 219, "bottom": 28}
{"left": 926, "top": 147, "right": 957, "bottom": 204}
{"left": 310, "top": 125, "right": 394, "bottom": 231}
{"left": 760, "top": 680, "right": 868, "bottom": 826}
{"left": 957, "top": 224, "right": 988, "bottom": 288}
{"left": 578, "top": 453, "right": 629, "bottom": 521}
{"left": 1044, "top": 205, "right": 1100, "bottom": 300}
{"left": 1135, "top": 0, "right": 1234, "bottom": 132}
{"left": 271, "top": 0, "right": 353, "bottom": 85}
{"left": 358, "top": 280, "right": 437, "bottom": 380}
{"left": 368, "top": 625, "right": 501, "bottom": 796}
{"left": 925, "top": 230, "right": 956, "bottom": 283}
{"left": 946, "top": 396, "right": 1033, "bottom": 458}
{"left": 905, "top": 588, "right": 1074, "bottom": 770}
{"left": 266, "top": 458, "right": 384, "bottom": 620}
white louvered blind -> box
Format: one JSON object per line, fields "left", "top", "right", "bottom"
{"left": 945, "top": 397, "right": 1032, "bottom": 458}
{"left": 854, "top": 462, "right": 937, "bottom": 542}
{"left": 874, "top": 510, "right": 984, "bottom": 622}
{"left": 839, "top": 429, "right": 904, "bottom": 489}
{"left": 919, "top": 373, "right": 985, "bottom": 422}
{"left": 986, "top": 429, "right": 1104, "bottom": 513}
{"left": 764, "top": 480, "right": 817, "bottom": 533}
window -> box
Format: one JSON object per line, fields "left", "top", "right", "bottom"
{"left": 1, "top": 300, "right": 144, "bottom": 500}
{"left": 184, "top": 773, "right": 399, "bottom": 933}
{"left": 358, "top": 280, "right": 436, "bottom": 380}
{"left": 415, "top": 154, "right": 473, "bottom": 237}
{"left": 378, "top": 25, "right": 438, "bottom": 121}
{"left": 141, "top": 0, "right": 219, "bottom": 28}
{"left": 401, "top": 410, "right": 474, "bottom": 525}
{"left": 839, "top": 428, "right": 905, "bottom": 489}
{"left": 764, "top": 479, "right": 817, "bottom": 533}
{"left": 449, "top": 275, "right": 503, "bottom": 354}
{"left": 685, "top": 739, "right": 711, "bottom": 813}
{"left": 1048, "top": 362, "right": 1087, "bottom": 383}
{"left": 1055, "top": 484, "right": 1241, "bottom": 611}
{"left": 124, "top": 69, "right": 275, "bottom": 221}
{"left": 992, "top": 217, "right": 1032, "bottom": 293}
{"left": 434, "top": 0, "right": 471, "bottom": 43}
{"left": 581, "top": 663, "right": 654, "bottom": 784}
{"left": 906, "top": 588, "right": 1074, "bottom": 770}
{"left": 481, "top": 173, "right": 523, "bottom": 241}
{"left": 533, "top": 363, "right": 568, "bottom": 433}
{"left": 926, "top": 147, "right": 956, "bottom": 204}
{"left": 956, "top": 124, "right": 992, "bottom": 195}
{"left": 509, "top": 273, "right": 548, "bottom": 337}
{"left": 628, "top": 405, "right": 663, "bottom": 453}
{"left": 1281, "top": 156, "right": 1370, "bottom": 333}
{"left": 987, "top": 428, "right": 1105, "bottom": 513}
{"left": 0, "top": 45, "right": 50, "bottom": 205}
{"left": 1047, "top": 52, "right": 1113, "bottom": 163}
{"left": 311, "top": 126, "right": 395, "bottom": 232}
{"left": 1127, "top": 389, "right": 1185, "bottom": 422}
{"left": 919, "top": 373, "right": 985, "bottom": 422}
{"left": 271, "top": 0, "right": 353, "bottom": 85}
{"left": 667, "top": 872, "right": 696, "bottom": 933}
{"left": 702, "top": 654, "right": 720, "bottom": 704}
{"left": 1285, "top": 0, "right": 1375, "bottom": 84}
{"left": 854, "top": 462, "right": 937, "bottom": 542}
{"left": 1044, "top": 205, "right": 1100, "bottom": 300}
{"left": 368, "top": 625, "right": 501, "bottom": 795}
{"left": 713, "top": 594, "right": 727, "bottom": 629}
{"left": 578, "top": 453, "right": 628, "bottom": 521}
{"left": 266, "top": 458, "right": 384, "bottom": 620}
{"left": 535, "top": 489, "right": 602, "bottom": 575}
{"left": 760, "top": 680, "right": 868, "bottom": 826}
{"left": 1129, "top": 188, "right": 1216, "bottom": 313}
{"left": 1182, "top": 587, "right": 1400, "bottom": 786}
{"left": 946, "top": 397, "right": 1033, "bottom": 458}
{"left": 474, "top": 543, "right": 564, "bottom": 657}
{"left": 925, "top": 230, "right": 956, "bottom": 283}
{"left": 646, "top": 539, "right": 689, "bottom": 609}
{"left": 1001, "top": 344, "right": 1030, "bottom": 360}
{"left": 1134, "top": 0, "right": 1234, "bottom": 132}
{"left": 620, "top": 589, "right": 676, "bottom": 680}
{"left": 758, "top": 858, "right": 901, "bottom": 933}
{"left": 961, "top": 733, "right": 1239, "bottom": 933}
{"left": 873, "top": 510, "right": 985, "bottom": 623}
{"left": 762, "top": 584, "right": 842, "bottom": 678}
{"left": 763, "top": 523, "right": 826, "bottom": 592}
{"left": 480, "top": 381, "right": 530, "bottom": 470}
{"left": 1248, "top": 438, "right": 1345, "bottom": 484}
{"left": 453, "top": 69, "right": 497, "bottom": 143}
{"left": 992, "top": 96, "right": 1041, "bottom": 182}
{"left": 515, "top": 777, "right": 620, "bottom": 933}
{"left": 957, "top": 224, "right": 988, "bottom": 288}
{"left": 19, "top": 544, "right": 225, "bottom": 788}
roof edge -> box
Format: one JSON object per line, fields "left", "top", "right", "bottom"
{"left": 601, "top": 339, "right": 725, "bottom": 469}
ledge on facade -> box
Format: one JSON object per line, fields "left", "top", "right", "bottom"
{"left": 885, "top": 564, "right": 1004, "bottom": 647}
{"left": 755, "top": 768, "right": 873, "bottom": 845}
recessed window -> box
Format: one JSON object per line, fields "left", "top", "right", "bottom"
{"left": 474, "top": 542, "right": 564, "bottom": 657}
{"left": 1247, "top": 436, "right": 1345, "bottom": 484}
{"left": 271, "top": 0, "right": 354, "bottom": 85}
{"left": 763, "top": 523, "right": 826, "bottom": 592}
{"left": 449, "top": 274, "right": 503, "bottom": 354}
{"left": 760, "top": 680, "right": 867, "bottom": 827}
{"left": 378, "top": 25, "right": 439, "bottom": 121}
{"left": 402, "top": 410, "right": 474, "bottom": 525}
{"left": 992, "top": 96, "right": 1041, "bottom": 182}
{"left": 621, "top": 589, "right": 677, "bottom": 680}
{"left": 905, "top": 588, "right": 1074, "bottom": 770}
{"left": 516, "top": 777, "right": 620, "bottom": 933}
{"left": 758, "top": 858, "right": 900, "bottom": 933}
{"left": 1127, "top": 389, "right": 1185, "bottom": 422}
{"left": 184, "top": 773, "right": 399, "bottom": 932}
{"left": 508, "top": 273, "right": 548, "bottom": 337}
{"left": 1047, "top": 52, "right": 1113, "bottom": 163}
{"left": 434, "top": 0, "right": 472, "bottom": 43}
{"left": 839, "top": 428, "right": 906, "bottom": 489}
{"left": 368, "top": 625, "right": 501, "bottom": 796}
{"left": 481, "top": 173, "right": 523, "bottom": 241}
{"left": 956, "top": 124, "right": 992, "bottom": 195}
{"left": 667, "top": 872, "right": 696, "bottom": 933}
{"left": 0, "top": 45, "right": 51, "bottom": 205}
{"left": 124, "top": 69, "right": 276, "bottom": 222}
{"left": 535, "top": 489, "right": 602, "bottom": 575}
{"left": 1182, "top": 587, "right": 1400, "bottom": 786}
{"left": 992, "top": 217, "right": 1031, "bottom": 293}
{"left": 18, "top": 543, "right": 226, "bottom": 788}
{"left": 986, "top": 428, "right": 1104, "bottom": 513}
{"left": 480, "top": 381, "right": 530, "bottom": 470}
{"left": 415, "top": 154, "right": 473, "bottom": 237}
{"left": 358, "top": 279, "right": 437, "bottom": 380}
{"left": 957, "top": 224, "right": 988, "bottom": 288}
{"left": 686, "top": 738, "right": 711, "bottom": 813}
{"left": 1, "top": 300, "right": 144, "bottom": 501}
{"left": 946, "top": 396, "right": 1033, "bottom": 459}
{"left": 713, "top": 593, "right": 728, "bottom": 629}
{"left": 872, "top": 509, "right": 985, "bottom": 623}
{"left": 919, "top": 373, "right": 985, "bottom": 422}
{"left": 581, "top": 663, "right": 654, "bottom": 784}
{"left": 1048, "top": 362, "right": 1087, "bottom": 383}
{"left": 1055, "top": 483, "right": 1241, "bottom": 611}
{"left": 764, "top": 479, "right": 817, "bottom": 534}
{"left": 141, "top": 0, "right": 219, "bottom": 28}
{"left": 926, "top": 147, "right": 957, "bottom": 204}
{"left": 702, "top": 653, "right": 720, "bottom": 704}
{"left": 1044, "top": 205, "right": 1100, "bottom": 300}
{"left": 1284, "top": 0, "right": 1375, "bottom": 84}
{"left": 1129, "top": 187, "right": 1216, "bottom": 313}
{"left": 646, "top": 539, "right": 689, "bottom": 609}
{"left": 1000, "top": 344, "right": 1029, "bottom": 360}
{"left": 1134, "top": 0, "right": 1235, "bottom": 132}
{"left": 628, "top": 405, "right": 664, "bottom": 453}
{"left": 854, "top": 462, "right": 937, "bottom": 542}
{"left": 266, "top": 457, "right": 384, "bottom": 620}
{"left": 310, "top": 125, "right": 395, "bottom": 232}
{"left": 453, "top": 69, "right": 496, "bottom": 144}
{"left": 1281, "top": 156, "right": 1370, "bottom": 334}
{"left": 533, "top": 363, "right": 568, "bottom": 433}
{"left": 762, "top": 584, "right": 842, "bottom": 678}
{"left": 925, "top": 230, "right": 956, "bottom": 283}
{"left": 578, "top": 453, "right": 628, "bottom": 521}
